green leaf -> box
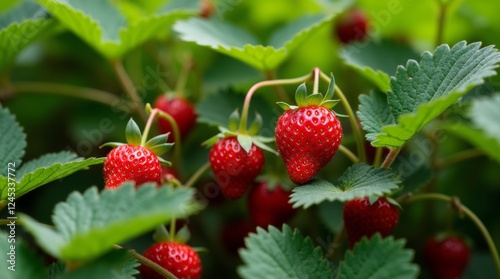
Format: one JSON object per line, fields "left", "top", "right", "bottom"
{"left": 144, "top": 133, "right": 169, "bottom": 149}
{"left": 357, "top": 91, "right": 395, "bottom": 142}
{"left": 228, "top": 109, "right": 240, "bottom": 132}
{"left": 21, "top": 183, "right": 200, "bottom": 261}
{"left": 148, "top": 143, "right": 173, "bottom": 156}
{"left": 0, "top": 0, "right": 55, "bottom": 73}
{"left": 317, "top": 202, "right": 344, "bottom": 233}
{"left": 38, "top": 0, "right": 196, "bottom": 59}
{"left": 237, "top": 134, "right": 253, "bottom": 154}
{"left": 174, "top": 14, "right": 333, "bottom": 70}
{"left": 340, "top": 40, "right": 420, "bottom": 92}
{"left": 442, "top": 123, "right": 500, "bottom": 163}
{"left": 290, "top": 164, "right": 400, "bottom": 209}
{"left": 0, "top": 152, "right": 104, "bottom": 200}
{"left": 238, "top": 225, "right": 332, "bottom": 279}
{"left": 376, "top": 41, "right": 500, "bottom": 147}
{"left": 0, "top": 231, "right": 46, "bottom": 278}
{"left": 322, "top": 74, "right": 335, "bottom": 102}
{"left": 0, "top": 105, "right": 26, "bottom": 176}
{"left": 295, "top": 83, "right": 308, "bottom": 107}
{"left": 337, "top": 234, "right": 419, "bottom": 279}
{"left": 469, "top": 94, "right": 500, "bottom": 141}
{"left": 125, "top": 118, "right": 142, "bottom": 145}
{"left": 60, "top": 250, "right": 138, "bottom": 279}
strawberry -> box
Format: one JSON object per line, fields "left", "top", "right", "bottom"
{"left": 154, "top": 94, "right": 197, "bottom": 142}
{"left": 248, "top": 181, "right": 296, "bottom": 228}
{"left": 334, "top": 8, "right": 369, "bottom": 44}
{"left": 102, "top": 118, "right": 172, "bottom": 189}
{"left": 140, "top": 242, "right": 202, "bottom": 279}
{"left": 343, "top": 196, "right": 400, "bottom": 248}
{"left": 275, "top": 80, "right": 342, "bottom": 184}
{"left": 209, "top": 136, "right": 264, "bottom": 199}
{"left": 424, "top": 234, "right": 470, "bottom": 279}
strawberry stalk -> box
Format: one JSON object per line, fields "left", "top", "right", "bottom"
{"left": 184, "top": 162, "right": 211, "bottom": 188}
{"left": 174, "top": 53, "right": 194, "bottom": 98}
{"left": 320, "top": 71, "right": 367, "bottom": 163}
{"left": 403, "top": 193, "right": 500, "bottom": 277}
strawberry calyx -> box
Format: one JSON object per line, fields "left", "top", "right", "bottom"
{"left": 100, "top": 118, "right": 173, "bottom": 166}
{"left": 277, "top": 73, "right": 339, "bottom": 111}
{"left": 203, "top": 109, "right": 277, "bottom": 155}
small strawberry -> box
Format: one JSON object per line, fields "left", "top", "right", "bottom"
{"left": 275, "top": 77, "right": 342, "bottom": 184}
{"left": 154, "top": 94, "right": 197, "bottom": 142}
{"left": 424, "top": 234, "right": 470, "bottom": 279}
{"left": 199, "top": 0, "right": 214, "bottom": 18}
{"left": 248, "top": 181, "right": 296, "bottom": 228}
{"left": 140, "top": 241, "right": 202, "bottom": 279}
{"left": 334, "top": 8, "right": 369, "bottom": 44}
{"left": 209, "top": 136, "right": 264, "bottom": 199}
{"left": 102, "top": 118, "right": 172, "bottom": 189}
{"left": 343, "top": 196, "right": 400, "bottom": 248}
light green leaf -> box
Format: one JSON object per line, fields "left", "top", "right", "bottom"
{"left": 237, "top": 134, "right": 253, "bottom": 154}
{"left": 290, "top": 164, "right": 400, "bottom": 209}
{"left": 238, "top": 225, "right": 332, "bottom": 279}
{"left": 174, "top": 14, "right": 333, "bottom": 70}
{"left": 0, "top": 231, "right": 47, "bottom": 279}
{"left": 60, "top": 250, "right": 138, "bottom": 279}
{"left": 317, "top": 202, "right": 343, "bottom": 233}
{"left": 375, "top": 41, "right": 500, "bottom": 147}
{"left": 0, "top": 105, "right": 26, "bottom": 176}
{"left": 357, "top": 91, "right": 395, "bottom": 142}
{"left": 21, "top": 183, "right": 201, "bottom": 261}
{"left": 442, "top": 123, "right": 500, "bottom": 163}
{"left": 38, "top": 0, "right": 197, "bottom": 59}
{"left": 0, "top": 0, "right": 54, "bottom": 73}
{"left": 0, "top": 152, "right": 104, "bottom": 200}
{"left": 340, "top": 40, "right": 419, "bottom": 92}
{"left": 337, "top": 234, "right": 419, "bottom": 279}
{"left": 470, "top": 94, "right": 500, "bottom": 141}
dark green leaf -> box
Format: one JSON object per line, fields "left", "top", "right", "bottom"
{"left": 357, "top": 91, "right": 395, "bottom": 142}
{"left": 469, "top": 94, "right": 500, "bottom": 141}
{"left": 60, "top": 250, "right": 139, "bottom": 279}
{"left": 0, "top": 105, "right": 26, "bottom": 176}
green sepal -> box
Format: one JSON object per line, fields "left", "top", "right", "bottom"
{"left": 247, "top": 112, "right": 263, "bottom": 135}
{"left": 202, "top": 133, "right": 224, "bottom": 147}
{"left": 237, "top": 134, "right": 253, "bottom": 153}
{"left": 386, "top": 196, "right": 402, "bottom": 210}
{"left": 368, "top": 195, "right": 379, "bottom": 205}
{"left": 253, "top": 137, "right": 278, "bottom": 156}
{"left": 158, "top": 157, "right": 172, "bottom": 166}
{"left": 175, "top": 225, "right": 191, "bottom": 244}
{"left": 334, "top": 112, "right": 349, "bottom": 118}
{"left": 125, "top": 118, "right": 142, "bottom": 145}
{"left": 228, "top": 109, "right": 240, "bottom": 132}
{"left": 99, "top": 142, "right": 126, "bottom": 149}
{"left": 144, "top": 133, "right": 169, "bottom": 149}
{"left": 149, "top": 143, "right": 173, "bottom": 156}
{"left": 153, "top": 225, "right": 170, "bottom": 243}
{"left": 306, "top": 93, "right": 323, "bottom": 106}
{"left": 320, "top": 99, "right": 339, "bottom": 109}
{"left": 323, "top": 74, "right": 335, "bottom": 102}
{"left": 295, "top": 83, "right": 308, "bottom": 107}
{"left": 277, "top": 102, "right": 298, "bottom": 111}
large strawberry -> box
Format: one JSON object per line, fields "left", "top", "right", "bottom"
{"left": 102, "top": 118, "right": 172, "bottom": 189}
{"left": 248, "top": 181, "right": 296, "bottom": 228}
{"left": 140, "top": 241, "right": 202, "bottom": 279}
{"left": 209, "top": 136, "right": 264, "bottom": 199}
{"left": 154, "top": 94, "right": 197, "bottom": 142}
{"left": 275, "top": 79, "right": 342, "bottom": 184}
{"left": 343, "top": 196, "right": 400, "bottom": 248}
{"left": 424, "top": 234, "right": 470, "bottom": 279}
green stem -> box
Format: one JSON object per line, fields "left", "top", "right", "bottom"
{"left": 184, "top": 162, "right": 211, "bottom": 189}
{"left": 239, "top": 72, "right": 313, "bottom": 133}
{"left": 115, "top": 245, "right": 178, "bottom": 279}
{"left": 263, "top": 70, "right": 292, "bottom": 104}
{"left": 380, "top": 147, "right": 401, "bottom": 169}
{"left": 319, "top": 71, "right": 366, "bottom": 162}
{"left": 10, "top": 82, "right": 128, "bottom": 108}
{"left": 174, "top": 53, "right": 193, "bottom": 97}
{"left": 329, "top": 223, "right": 346, "bottom": 260}
{"left": 312, "top": 67, "right": 320, "bottom": 95}
{"left": 437, "top": 149, "right": 484, "bottom": 170}
{"left": 169, "top": 218, "right": 176, "bottom": 242}
{"left": 404, "top": 193, "right": 500, "bottom": 277}
{"left": 111, "top": 59, "right": 147, "bottom": 122}
{"left": 155, "top": 110, "right": 183, "bottom": 168}
{"left": 435, "top": 0, "right": 448, "bottom": 47}
{"left": 141, "top": 107, "right": 159, "bottom": 146}
{"left": 373, "top": 147, "right": 383, "bottom": 168}
{"left": 338, "top": 144, "right": 360, "bottom": 164}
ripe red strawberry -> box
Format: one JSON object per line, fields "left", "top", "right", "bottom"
{"left": 424, "top": 235, "right": 470, "bottom": 279}
{"left": 140, "top": 242, "right": 202, "bottom": 279}
{"left": 104, "top": 145, "right": 161, "bottom": 188}
{"left": 102, "top": 118, "right": 173, "bottom": 189}
{"left": 154, "top": 94, "right": 197, "bottom": 142}
{"left": 209, "top": 136, "right": 264, "bottom": 199}
{"left": 343, "top": 196, "right": 400, "bottom": 248}
{"left": 275, "top": 81, "right": 342, "bottom": 185}
{"left": 334, "top": 8, "right": 369, "bottom": 44}
{"left": 248, "top": 181, "right": 296, "bottom": 228}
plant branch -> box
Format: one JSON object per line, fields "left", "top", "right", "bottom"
{"left": 319, "top": 71, "right": 366, "bottom": 162}
{"left": 380, "top": 147, "right": 401, "bottom": 169}
{"left": 435, "top": 0, "right": 448, "bottom": 47}
{"left": 112, "top": 59, "right": 147, "bottom": 122}
{"left": 404, "top": 193, "right": 500, "bottom": 277}
{"left": 263, "top": 70, "right": 292, "bottom": 103}
{"left": 185, "top": 162, "right": 211, "bottom": 189}
{"left": 328, "top": 223, "right": 346, "bottom": 260}
{"left": 174, "top": 53, "right": 193, "bottom": 97}
{"left": 338, "top": 144, "right": 360, "bottom": 164}
{"left": 115, "top": 245, "right": 178, "bottom": 279}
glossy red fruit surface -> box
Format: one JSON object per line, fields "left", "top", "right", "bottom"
{"left": 154, "top": 95, "right": 197, "bottom": 142}
{"left": 248, "top": 182, "right": 296, "bottom": 228}
{"left": 141, "top": 242, "right": 201, "bottom": 279}
{"left": 424, "top": 235, "right": 470, "bottom": 279}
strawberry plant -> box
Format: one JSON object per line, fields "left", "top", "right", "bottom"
{"left": 1, "top": 1, "right": 500, "bottom": 279}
